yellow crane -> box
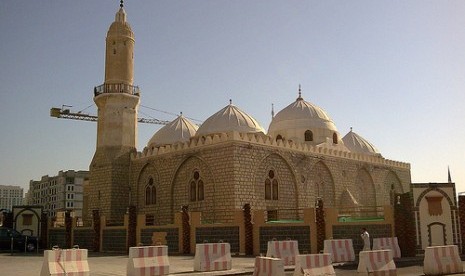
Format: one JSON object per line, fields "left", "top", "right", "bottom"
{"left": 50, "top": 105, "right": 170, "bottom": 125}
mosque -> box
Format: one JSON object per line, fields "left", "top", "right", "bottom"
{"left": 85, "top": 3, "right": 411, "bottom": 225}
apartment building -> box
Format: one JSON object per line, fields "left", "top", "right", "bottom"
{"left": 0, "top": 185, "right": 24, "bottom": 211}
{"left": 28, "top": 170, "right": 88, "bottom": 219}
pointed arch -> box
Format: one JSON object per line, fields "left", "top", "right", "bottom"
{"left": 136, "top": 163, "right": 160, "bottom": 209}
{"left": 383, "top": 171, "right": 403, "bottom": 205}
{"left": 253, "top": 153, "right": 298, "bottom": 219}
{"left": 310, "top": 161, "right": 336, "bottom": 207}
{"left": 171, "top": 156, "right": 214, "bottom": 222}
{"left": 354, "top": 168, "right": 376, "bottom": 207}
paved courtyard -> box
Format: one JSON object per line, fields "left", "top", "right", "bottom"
{"left": 0, "top": 251, "right": 460, "bottom": 276}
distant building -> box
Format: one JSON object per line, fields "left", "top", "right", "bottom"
{"left": 28, "top": 170, "right": 88, "bottom": 219}
{"left": 0, "top": 185, "right": 24, "bottom": 212}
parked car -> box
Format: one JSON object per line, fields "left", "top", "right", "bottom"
{"left": 0, "top": 226, "right": 38, "bottom": 252}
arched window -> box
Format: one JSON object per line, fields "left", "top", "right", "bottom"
{"left": 189, "top": 170, "right": 204, "bottom": 202}
{"left": 198, "top": 180, "right": 204, "bottom": 201}
{"left": 145, "top": 178, "right": 156, "bottom": 205}
{"left": 265, "top": 170, "right": 279, "bottom": 200}
{"left": 304, "top": 130, "right": 313, "bottom": 141}
{"left": 333, "top": 133, "right": 338, "bottom": 144}
{"left": 276, "top": 135, "right": 283, "bottom": 141}
{"left": 190, "top": 181, "right": 196, "bottom": 201}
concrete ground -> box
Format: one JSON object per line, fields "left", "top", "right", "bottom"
{"left": 0, "top": 251, "right": 461, "bottom": 276}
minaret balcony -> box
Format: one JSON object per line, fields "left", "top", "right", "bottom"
{"left": 94, "top": 83, "right": 140, "bottom": 97}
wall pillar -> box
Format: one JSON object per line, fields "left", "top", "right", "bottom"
{"left": 315, "top": 198, "right": 326, "bottom": 253}
{"left": 65, "top": 210, "right": 72, "bottom": 249}
{"left": 127, "top": 205, "right": 137, "bottom": 250}
{"left": 458, "top": 195, "right": 465, "bottom": 254}
{"left": 243, "top": 204, "right": 253, "bottom": 255}
{"left": 181, "top": 206, "right": 190, "bottom": 254}
{"left": 394, "top": 192, "right": 416, "bottom": 257}
{"left": 92, "top": 209, "right": 101, "bottom": 252}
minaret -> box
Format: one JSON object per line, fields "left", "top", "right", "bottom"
{"left": 87, "top": 1, "right": 139, "bottom": 223}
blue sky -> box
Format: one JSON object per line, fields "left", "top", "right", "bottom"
{"left": 1, "top": 1, "right": 464, "bottom": 194}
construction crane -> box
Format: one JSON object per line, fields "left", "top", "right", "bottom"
{"left": 50, "top": 106, "right": 170, "bottom": 125}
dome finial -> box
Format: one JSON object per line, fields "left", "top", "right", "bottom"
{"left": 120, "top": 0, "right": 124, "bottom": 8}
{"left": 271, "top": 103, "right": 275, "bottom": 118}
{"left": 297, "top": 84, "right": 303, "bottom": 100}
{"left": 229, "top": 99, "right": 232, "bottom": 105}
{"left": 350, "top": 127, "right": 353, "bottom": 132}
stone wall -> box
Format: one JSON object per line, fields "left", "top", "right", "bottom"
{"left": 129, "top": 133, "right": 411, "bottom": 225}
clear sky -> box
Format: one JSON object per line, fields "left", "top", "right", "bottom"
{"left": 1, "top": 1, "right": 464, "bottom": 194}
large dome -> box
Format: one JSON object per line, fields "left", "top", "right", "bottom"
{"left": 147, "top": 115, "right": 198, "bottom": 147}
{"left": 268, "top": 90, "right": 342, "bottom": 145}
{"left": 342, "top": 129, "right": 381, "bottom": 156}
{"left": 196, "top": 101, "right": 265, "bottom": 136}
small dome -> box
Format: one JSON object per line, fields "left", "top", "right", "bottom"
{"left": 342, "top": 129, "right": 381, "bottom": 156}
{"left": 148, "top": 115, "right": 198, "bottom": 147}
{"left": 196, "top": 102, "right": 265, "bottom": 136}
{"left": 268, "top": 89, "right": 341, "bottom": 145}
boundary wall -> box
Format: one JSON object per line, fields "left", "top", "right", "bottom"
{"left": 45, "top": 206, "right": 402, "bottom": 255}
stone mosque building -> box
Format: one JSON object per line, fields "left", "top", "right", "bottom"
{"left": 85, "top": 4, "right": 411, "bottom": 225}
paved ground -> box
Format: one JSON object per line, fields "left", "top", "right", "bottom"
{"left": 0, "top": 251, "right": 462, "bottom": 275}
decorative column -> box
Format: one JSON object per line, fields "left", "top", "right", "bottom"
{"left": 394, "top": 192, "right": 416, "bottom": 257}
{"left": 40, "top": 211, "right": 48, "bottom": 250}
{"left": 92, "top": 209, "right": 101, "bottom": 252}
{"left": 243, "top": 203, "right": 253, "bottom": 255}
{"left": 127, "top": 205, "right": 137, "bottom": 249}
{"left": 458, "top": 195, "right": 465, "bottom": 254}
{"left": 65, "top": 210, "right": 72, "bottom": 248}
{"left": 181, "top": 206, "right": 191, "bottom": 254}
{"left": 315, "top": 198, "right": 325, "bottom": 253}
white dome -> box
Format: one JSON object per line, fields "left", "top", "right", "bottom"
{"left": 196, "top": 102, "right": 265, "bottom": 136}
{"left": 342, "top": 129, "right": 381, "bottom": 156}
{"left": 148, "top": 115, "right": 198, "bottom": 147}
{"left": 268, "top": 91, "right": 342, "bottom": 145}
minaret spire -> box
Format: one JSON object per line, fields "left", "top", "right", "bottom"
{"left": 120, "top": 0, "right": 124, "bottom": 8}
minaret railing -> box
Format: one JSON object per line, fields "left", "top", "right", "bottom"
{"left": 94, "top": 83, "right": 140, "bottom": 97}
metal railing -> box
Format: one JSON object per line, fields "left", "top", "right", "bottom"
{"left": 265, "top": 208, "right": 304, "bottom": 222}
{"left": 336, "top": 206, "right": 385, "bottom": 222}
{"left": 94, "top": 83, "right": 140, "bottom": 97}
